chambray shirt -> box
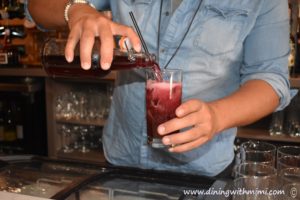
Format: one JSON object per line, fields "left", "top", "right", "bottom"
{"left": 26, "top": 0, "right": 292, "bottom": 176}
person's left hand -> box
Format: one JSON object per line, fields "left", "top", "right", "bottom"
{"left": 157, "top": 99, "right": 220, "bottom": 153}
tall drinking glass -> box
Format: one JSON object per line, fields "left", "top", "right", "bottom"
{"left": 146, "top": 69, "right": 182, "bottom": 148}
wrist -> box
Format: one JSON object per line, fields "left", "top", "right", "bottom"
{"left": 207, "top": 101, "right": 225, "bottom": 134}
{"left": 64, "top": 0, "right": 96, "bottom": 22}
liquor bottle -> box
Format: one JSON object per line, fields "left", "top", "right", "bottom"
{"left": 0, "top": 28, "right": 20, "bottom": 66}
{"left": 4, "top": 101, "right": 17, "bottom": 142}
{"left": 42, "top": 37, "right": 158, "bottom": 79}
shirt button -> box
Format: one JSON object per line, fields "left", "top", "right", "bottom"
{"left": 165, "top": 11, "right": 170, "bottom": 16}
{"left": 160, "top": 49, "right": 165, "bottom": 53}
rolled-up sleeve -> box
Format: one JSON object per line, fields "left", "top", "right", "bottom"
{"left": 241, "top": 0, "right": 294, "bottom": 111}
{"left": 24, "top": 0, "right": 34, "bottom": 22}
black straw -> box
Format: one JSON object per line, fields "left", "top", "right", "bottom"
{"left": 129, "top": 11, "right": 149, "bottom": 54}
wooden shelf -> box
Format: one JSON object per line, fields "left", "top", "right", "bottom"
{"left": 57, "top": 149, "right": 106, "bottom": 164}
{"left": 237, "top": 127, "right": 300, "bottom": 143}
{"left": 0, "top": 82, "right": 42, "bottom": 92}
{"left": 289, "top": 76, "right": 300, "bottom": 88}
{"left": 56, "top": 118, "right": 107, "bottom": 127}
{"left": 0, "top": 65, "right": 47, "bottom": 77}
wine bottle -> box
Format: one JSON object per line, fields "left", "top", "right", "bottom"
{"left": 42, "top": 37, "right": 158, "bottom": 79}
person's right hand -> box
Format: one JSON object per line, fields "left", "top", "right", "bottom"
{"left": 65, "top": 4, "right": 141, "bottom": 70}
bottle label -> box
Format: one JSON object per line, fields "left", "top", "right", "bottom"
{"left": 17, "top": 125, "right": 23, "bottom": 139}
{"left": 0, "top": 53, "right": 8, "bottom": 64}
{"left": 117, "top": 36, "right": 132, "bottom": 52}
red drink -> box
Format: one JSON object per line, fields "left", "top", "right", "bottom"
{"left": 146, "top": 80, "right": 182, "bottom": 148}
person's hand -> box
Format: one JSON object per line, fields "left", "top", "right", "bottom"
{"left": 157, "top": 99, "right": 220, "bottom": 153}
{"left": 65, "top": 4, "right": 141, "bottom": 70}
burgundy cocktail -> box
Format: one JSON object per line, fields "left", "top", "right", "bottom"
{"left": 146, "top": 69, "right": 182, "bottom": 148}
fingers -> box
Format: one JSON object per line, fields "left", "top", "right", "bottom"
{"left": 156, "top": 99, "right": 216, "bottom": 153}
{"left": 158, "top": 99, "right": 204, "bottom": 136}
{"left": 162, "top": 127, "right": 202, "bottom": 146}
{"left": 161, "top": 122, "right": 213, "bottom": 150}
{"left": 66, "top": 18, "right": 141, "bottom": 70}
{"left": 65, "top": 25, "right": 82, "bottom": 63}
{"left": 176, "top": 99, "right": 203, "bottom": 118}
{"left": 79, "top": 30, "right": 95, "bottom": 70}
{"left": 158, "top": 112, "right": 200, "bottom": 136}
{"left": 99, "top": 26, "right": 114, "bottom": 70}
{"left": 169, "top": 136, "right": 210, "bottom": 153}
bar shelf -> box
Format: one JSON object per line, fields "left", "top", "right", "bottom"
{"left": 237, "top": 127, "right": 300, "bottom": 144}
{"left": 56, "top": 118, "right": 107, "bottom": 127}
{"left": 56, "top": 149, "right": 107, "bottom": 164}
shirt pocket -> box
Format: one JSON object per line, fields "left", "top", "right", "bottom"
{"left": 194, "top": 5, "right": 249, "bottom": 56}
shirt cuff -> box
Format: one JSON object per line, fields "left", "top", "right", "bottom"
{"left": 24, "top": 0, "right": 50, "bottom": 31}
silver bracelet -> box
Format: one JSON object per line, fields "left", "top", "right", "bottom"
{"left": 64, "top": 0, "right": 96, "bottom": 22}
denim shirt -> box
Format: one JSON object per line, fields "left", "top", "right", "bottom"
{"left": 101, "top": 0, "right": 291, "bottom": 177}
{"left": 25, "top": 0, "right": 292, "bottom": 176}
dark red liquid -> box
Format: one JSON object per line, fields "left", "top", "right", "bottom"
{"left": 146, "top": 81, "right": 182, "bottom": 143}
{"left": 43, "top": 53, "right": 159, "bottom": 79}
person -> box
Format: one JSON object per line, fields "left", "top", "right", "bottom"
{"left": 26, "top": 0, "right": 292, "bottom": 177}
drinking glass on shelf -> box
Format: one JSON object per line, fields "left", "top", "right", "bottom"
{"left": 58, "top": 92, "right": 77, "bottom": 120}
{"left": 238, "top": 140, "right": 276, "bottom": 167}
{"left": 87, "top": 90, "right": 97, "bottom": 121}
{"left": 103, "top": 94, "right": 111, "bottom": 120}
{"left": 68, "top": 91, "right": 80, "bottom": 120}
{"left": 76, "top": 92, "right": 88, "bottom": 120}
{"left": 71, "top": 125, "right": 81, "bottom": 150}
{"left": 55, "top": 95, "right": 63, "bottom": 119}
{"left": 88, "top": 90, "right": 105, "bottom": 121}
{"left": 285, "top": 94, "right": 300, "bottom": 137}
{"left": 269, "top": 110, "right": 284, "bottom": 136}
{"left": 60, "top": 124, "right": 73, "bottom": 153}
{"left": 79, "top": 125, "right": 90, "bottom": 153}
{"left": 103, "top": 83, "right": 114, "bottom": 119}
{"left": 277, "top": 146, "right": 300, "bottom": 170}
